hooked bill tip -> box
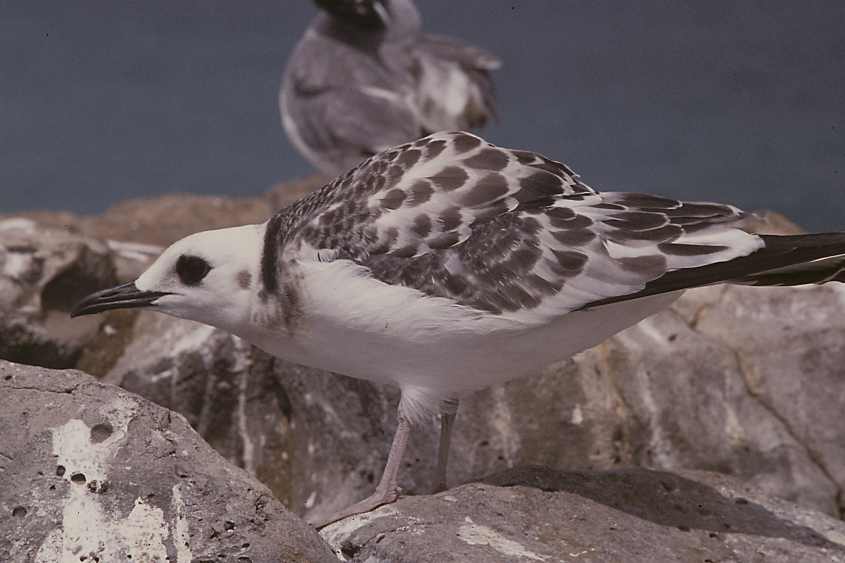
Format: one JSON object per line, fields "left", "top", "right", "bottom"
{"left": 70, "top": 282, "right": 170, "bottom": 318}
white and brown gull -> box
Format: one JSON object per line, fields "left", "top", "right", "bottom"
{"left": 280, "top": 0, "right": 500, "bottom": 175}
{"left": 72, "top": 131, "right": 845, "bottom": 526}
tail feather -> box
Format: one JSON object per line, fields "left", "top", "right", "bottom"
{"left": 591, "top": 232, "right": 845, "bottom": 308}
{"left": 733, "top": 234, "right": 845, "bottom": 287}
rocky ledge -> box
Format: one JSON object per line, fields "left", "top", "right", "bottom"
{"left": 322, "top": 467, "right": 845, "bottom": 562}
{"left": 3, "top": 360, "right": 845, "bottom": 563}
{"left": 0, "top": 361, "right": 334, "bottom": 563}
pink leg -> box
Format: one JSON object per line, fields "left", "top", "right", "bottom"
{"left": 313, "top": 413, "right": 411, "bottom": 528}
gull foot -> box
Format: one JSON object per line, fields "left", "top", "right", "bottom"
{"left": 310, "top": 486, "right": 401, "bottom": 529}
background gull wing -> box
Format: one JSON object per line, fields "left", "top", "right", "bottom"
{"left": 286, "top": 85, "right": 422, "bottom": 173}
{"left": 414, "top": 34, "right": 501, "bottom": 131}
{"left": 281, "top": 132, "right": 785, "bottom": 322}
{"left": 280, "top": 23, "right": 422, "bottom": 175}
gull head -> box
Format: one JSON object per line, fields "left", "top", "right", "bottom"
{"left": 315, "top": 0, "right": 391, "bottom": 29}
{"left": 314, "top": 0, "right": 420, "bottom": 34}
{"left": 71, "top": 224, "right": 263, "bottom": 333}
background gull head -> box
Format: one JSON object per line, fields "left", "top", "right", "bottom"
{"left": 279, "top": 0, "right": 501, "bottom": 175}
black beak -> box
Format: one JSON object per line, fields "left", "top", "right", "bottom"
{"left": 70, "top": 282, "right": 171, "bottom": 318}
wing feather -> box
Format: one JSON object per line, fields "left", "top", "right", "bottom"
{"left": 280, "top": 132, "right": 842, "bottom": 324}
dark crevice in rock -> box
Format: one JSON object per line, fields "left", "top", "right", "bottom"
{"left": 6, "top": 383, "right": 81, "bottom": 395}
{"left": 483, "top": 467, "right": 842, "bottom": 551}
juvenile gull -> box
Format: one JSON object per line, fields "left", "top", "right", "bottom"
{"left": 73, "top": 131, "right": 845, "bottom": 527}
{"left": 280, "top": 0, "right": 500, "bottom": 175}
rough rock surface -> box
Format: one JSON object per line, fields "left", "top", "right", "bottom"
{"left": 321, "top": 466, "right": 845, "bottom": 563}
{"left": 0, "top": 360, "right": 335, "bottom": 563}
{"left": 0, "top": 218, "right": 118, "bottom": 369}
{"left": 0, "top": 216, "right": 162, "bottom": 376}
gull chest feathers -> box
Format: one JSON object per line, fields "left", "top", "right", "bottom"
{"left": 73, "top": 131, "right": 845, "bottom": 528}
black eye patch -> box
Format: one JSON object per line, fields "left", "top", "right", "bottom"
{"left": 176, "top": 255, "right": 212, "bottom": 286}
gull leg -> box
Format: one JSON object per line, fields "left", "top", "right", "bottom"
{"left": 434, "top": 399, "right": 459, "bottom": 493}
{"left": 312, "top": 413, "right": 411, "bottom": 529}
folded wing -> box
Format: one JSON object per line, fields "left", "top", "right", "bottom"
{"left": 283, "top": 132, "right": 844, "bottom": 324}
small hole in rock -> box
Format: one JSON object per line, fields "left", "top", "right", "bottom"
{"left": 734, "top": 497, "right": 749, "bottom": 505}
{"left": 340, "top": 542, "right": 361, "bottom": 558}
{"left": 677, "top": 525, "right": 690, "bottom": 532}
{"left": 3, "top": 375, "right": 11, "bottom": 381}
{"left": 241, "top": 543, "right": 250, "bottom": 549}
{"left": 90, "top": 423, "right": 114, "bottom": 443}
{"left": 56, "top": 465, "right": 66, "bottom": 477}
{"left": 12, "top": 506, "right": 27, "bottom": 517}
{"left": 224, "top": 521, "right": 235, "bottom": 531}
{"left": 70, "top": 472, "right": 86, "bottom": 484}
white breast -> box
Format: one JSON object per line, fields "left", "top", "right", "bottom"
{"left": 245, "top": 259, "right": 681, "bottom": 398}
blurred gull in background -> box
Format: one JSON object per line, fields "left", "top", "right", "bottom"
{"left": 280, "top": 0, "right": 501, "bottom": 175}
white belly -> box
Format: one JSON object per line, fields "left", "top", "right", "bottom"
{"left": 246, "top": 260, "right": 681, "bottom": 397}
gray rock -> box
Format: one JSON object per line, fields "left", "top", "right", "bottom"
{"left": 321, "top": 466, "right": 845, "bottom": 563}
{"left": 0, "top": 218, "right": 117, "bottom": 369}
{"left": 0, "top": 217, "right": 162, "bottom": 376}
{"left": 0, "top": 360, "right": 335, "bottom": 563}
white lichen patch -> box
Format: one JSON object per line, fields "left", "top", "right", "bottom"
{"left": 171, "top": 485, "right": 193, "bottom": 563}
{"left": 320, "top": 505, "right": 401, "bottom": 552}
{"left": 570, "top": 403, "right": 583, "bottom": 425}
{"left": 36, "top": 395, "right": 193, "bottom": 562}
{"left": 234, "top": 336, "right": 257, "bottom": 475}
{"left": 52, "top": 396, "right": 137, "bottom": 485}
{"left": 2, "top": 249, "right": 33, "bottom": 280}
{"left": 457, "top": 517, "right": 549, "bottom": 561}
{"left": 122, "top": 498, "right": 170, "bottom": 561}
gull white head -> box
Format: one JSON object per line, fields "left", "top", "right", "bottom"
{"left": 72, "top": 224, "right": 264, "bottom": 333}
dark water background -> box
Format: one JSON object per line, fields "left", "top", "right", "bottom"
{"left": 2, "top": 1, "right": 843, "bottom": 229}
